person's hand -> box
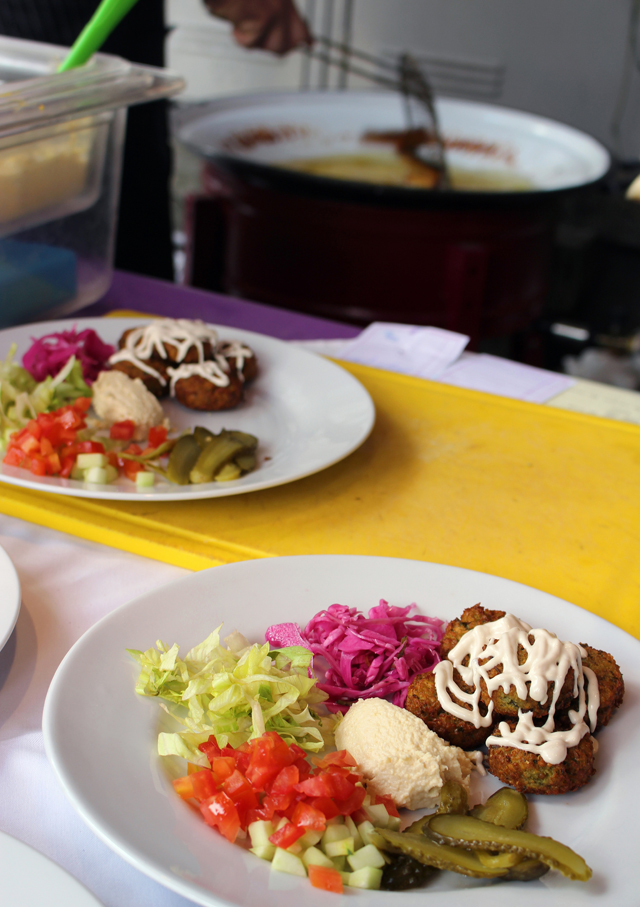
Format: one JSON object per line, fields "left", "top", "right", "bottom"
{"left": 205, "top": 0, "right": 312, "bottom": 55}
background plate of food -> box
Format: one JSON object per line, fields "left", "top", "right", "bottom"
{"left": 0, "top": 318, "right": 375, "bottom": 501}
{"left": 43, "top": 555, "right": 639, "bottom": 906}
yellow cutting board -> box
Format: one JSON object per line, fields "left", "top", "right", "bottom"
{"left": 2, "top": 360, "right": 639, "bottom": 639}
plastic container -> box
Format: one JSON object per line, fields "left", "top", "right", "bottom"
{"left": 0, "top": 36, "right": 184, "bottom": 327}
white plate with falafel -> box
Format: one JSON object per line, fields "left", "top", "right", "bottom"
{"left": 43, "top": 555, "right": 640, "bottom": 907}
{"left": 0, "top": 317, "right": 375, "bottom": 501}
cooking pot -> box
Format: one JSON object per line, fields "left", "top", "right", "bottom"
{"left": 180, "top": 91, "right": 610, "bottom": 342}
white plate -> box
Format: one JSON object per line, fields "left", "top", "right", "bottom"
{"left": 0, "top": 318, "right": 374, "bottom": 501}
{"left": 43, "top": 556, "right": 640, "bottom": 906}
{"left": 0, "top": 543, "right": 20, "bottom": 652}
{"left": 0, "top": 829, "right": 104, "bottom": 907}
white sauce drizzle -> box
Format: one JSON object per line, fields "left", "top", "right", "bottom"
{"left": 215, "top": 340, "right": 254, "bottom": 374}
{"left": 166, "top": 360, "right": 231, "bottom": 395}
{"left": 108, "top": 318, "right": 220, "bottom": 380}
{"left": 433, "top": 614, "right": 600, "bottom": 765}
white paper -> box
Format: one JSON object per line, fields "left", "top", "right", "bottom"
{"left": 337, "top": 322, "right": 470, "bottom": 379}
{"left": 437, "top": 353, "right": 575, "bottom": 403}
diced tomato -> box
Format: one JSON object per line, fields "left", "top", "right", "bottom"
{"left": 60, "top": 456, "right": 75, "bottom": 478}
{"left": 148, "top": 425, "right": 168, "bottom": 448}
{"left": 268, "top": 822, "right": 305, "bottom": 849}
{"left": 335, "top": 784, "right": 366, "bottom": 816}
{"left": 199, "top": 736, "right": 222, "bottom": 765}
{"left": 173, "top": 775, "right": 196, "bottom": 800}
{"left": 122, "top": 459, "right": 143, "bottom": 481}
{"left": 245, "top": 731, "right": 294, "bottom": 789}
{"left": 76, "top": 440, "right": 105, "bottom": 454}
{"left": 189, "top": 769, "right": 218, "bottom": 801}
{"left": 3, "top": 448, "right": 24, "bottom": 467}
{"left": 20, "top": 433, "right": 40, "bottom": 454}
{"left": 222, "top": 769, "right": 252, "bottom": 800}
{"left": 308, "top": 864, "right": 343, "bottom": 894}
{"left": 210, "top": 756, "right": 236, "bottom": 784}
{"left": 200, "top": 792, "right": 241, "bottom": 842}
{"left": 29, "top": 456, "right": 47, "bottom": 476}
{"left": 109, "top": 420, "right": 135, "bottom": 440}
{"left": 313, "top": 749, "right": 358, "bottom": 771}
{"left": 47, "top": 452, "right": 62, "bottom": 474}
{"left": 74, "top": 396, "right": 92, "bottom": 413}
{"left": 290, "top": 801, "right": 327, "bottom": 832}
{"left": 310, "top": 797, "right": 340, "bottom": 820}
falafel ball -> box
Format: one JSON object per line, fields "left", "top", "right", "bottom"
{"left": 439, "top": 604, "right": 507, "bottom": 660}
{"left": 580, "top": 644, "right": 624, "bottom": 730}
{"left": 487, "top": 726, "right": 595, "bottom": 795}
{"left": 110, "top": 359, "right": 169, "bottom": 398}
{"left": 405, "top": 670, "right": 492, "bottom": 750}
{"left": 173, "top": 371, "right": 244, "bottom": 411}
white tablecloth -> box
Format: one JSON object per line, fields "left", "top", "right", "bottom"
{"left": 0, "top": 514, "right": 197, "bottom": 907}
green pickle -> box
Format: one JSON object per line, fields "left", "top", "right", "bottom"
{"left": 426, "top": 814, "right": 592, "bottom": 882}
{"left": 189, "top": 430, "right": 257, "bottom": 484}
{"left": 374, "top": 784, "right": 587, "bottom": 888}
{"left": 166, "top": 434, "right": 201, "bottom": 485}
{"left": 470, "top": 787, "right": 528, "bottom": 829}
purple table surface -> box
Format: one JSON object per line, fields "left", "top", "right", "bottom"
{"left": 76, "top": 271, "right": 361, "bottom": 342}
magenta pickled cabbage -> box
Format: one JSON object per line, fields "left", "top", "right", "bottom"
{"left": 268, "top": 601, "right": 445, "bottom": 713}
{"left": 23, "top": 328, "right": 114, "bottom": 384}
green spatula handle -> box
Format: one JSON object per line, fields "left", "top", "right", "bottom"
{"left": 57, "top": 0, "right": 141, "bottom": 72}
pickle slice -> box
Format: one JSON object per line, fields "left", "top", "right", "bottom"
{"left": 375, "top": 830, "right": 508, "bottom": 879}
{"left": 469, "top": 787, "right": 528, "bottom": 829}
{"left": 426, "top": 814, "right": 591, "bottom": 882}
{"left": 166, "top": 434, "right": 201, "bottom": 485}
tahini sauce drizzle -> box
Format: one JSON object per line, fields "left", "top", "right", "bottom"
{"left": 433, "top": 614, "right": 599, "bottom": 765}
{"left": 215, "top": 340, "right": 254, "bottom": 374}
{"left": 109, "top": 319, "right": 221, "bottom": 383}
{"left": 167, "top": 360, "right": 231, "bottom": 395}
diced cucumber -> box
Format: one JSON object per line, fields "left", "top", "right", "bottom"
{"left": 347, "top": 844, "right": 386, "bottom": 873}
{"left": 325, "top": 816, "right": 345, "bottom": 827}
{"left": 386, "top": 815, "right": 401, "bottom": 831}
{"left": 302, "top": 846, "right": 334, "bottom": 870}
{"left": 347, "top": 866, "right": 383, "bottom": 890}
{"left": 271, "top": 848, "right": 307, "bottom": 878}
{"left": 331, "top": 856, "right": 347, "bottom": 872}
{"left": 248, "top": 820, "right": 275, "bottom": 849}
{"left": 136, "top": 470, "right": 154, "bottom": 487}
{"left": 325, "top": 837, "right": 354, "bottom": 857}
{"left": 275, "top": 816, "right": 290, "bottom": 831}
{"left": 70, "top": 463, "right": 85, "bottom": 481}
{"left": 322, "top": 824, "right": 351, "bottom": 847}
{"left": 84, "top": 466, "right": 108, "bottom": 484}
{"left": 105, "top": 464, "right": 119, "bottom": 484}
{"left": 76, "top": 453, "right": 107, "bottom": 470}
{"left": 362, "top": 803, "right": 389, "bottom": 827}
{"left": 250, "top": 844, "right": 276, "bottom": 861}
{"left": 298, "top": 829, "right": 323, "bottom": 849}
{"left": 357, "top": 820, "right": 377, "bottom": 846}
{"left": 287, "top": 842, "right": 303, "bottom": 855}
{"left": 339, "top": 871, "right": 351, "bottom": 884}
{"left": 344, "top": 815, "right": 363, "bottom": 850}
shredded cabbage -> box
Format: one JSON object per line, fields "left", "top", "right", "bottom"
{"left": 128, "top": 626, "right": 335, "bottom": 766}
{"left": 268, "top": 601, "right": 445, "bottom": 713}
{"left": 22, "top": 327, "right": 114, "bottom": 384}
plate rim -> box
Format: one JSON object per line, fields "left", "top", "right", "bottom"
{"left": 43, "top": 554, "right": 640, "bottom": 907}
{"left": 0, "top": 543, "right": 21, "bottom": 652}
{"left": 0, "top": 318, "right": 375, "bottom": 502}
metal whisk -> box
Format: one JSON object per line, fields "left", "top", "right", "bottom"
{"left": 305, "top": 36, "right": 450, "bottom": 188}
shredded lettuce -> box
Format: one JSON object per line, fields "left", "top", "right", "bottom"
{"left": 0, "top": 344, "right": 92, "bottom": 451}
{"left": 128, "top": 627, "right": 335, "bottom": 765}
